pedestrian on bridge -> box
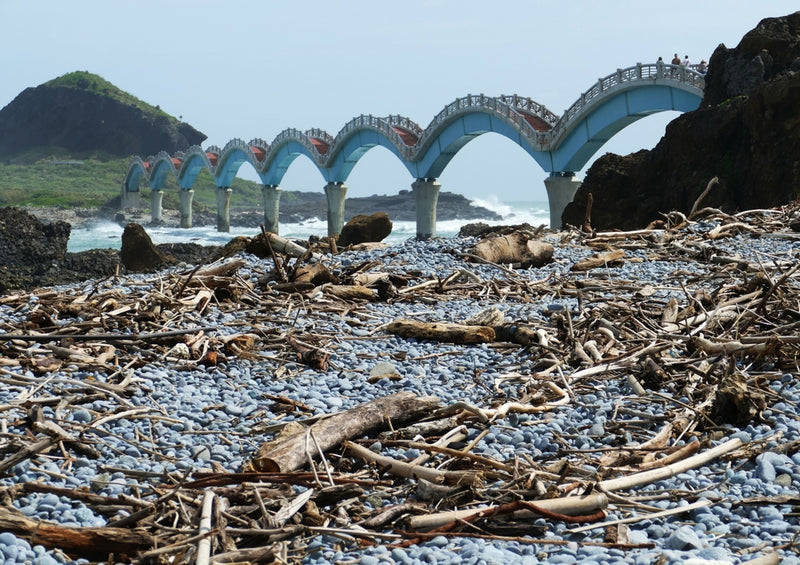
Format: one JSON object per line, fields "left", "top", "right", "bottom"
{"left": 682, "top": 54, "right": 691, "bottom": 66}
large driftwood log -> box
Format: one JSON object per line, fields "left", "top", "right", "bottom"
{"left": 385, "top": 319, "right": 496, "bottom": 344}
{"left": 0, "top": 507, "right": 154, "bottom": 560}
{"left": 468, "top": 232, "right": 554, "bottom": 267}
{"left": 246, "top": 392, "right": 442, "bottom": 473}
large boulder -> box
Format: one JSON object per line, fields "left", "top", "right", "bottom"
{"left": 121, "top": 223, "right": 171, "bottom": 272}
{"left": 562, "top": 12, "right": 800, "bottom": 231}
{"left": 337, "top": 212, "right": 393, "bottom": 247}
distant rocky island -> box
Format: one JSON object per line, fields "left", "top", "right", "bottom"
{"left": 222, "top": 190, "right": 502, "bottom": 226}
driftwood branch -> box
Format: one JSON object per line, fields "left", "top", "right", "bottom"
{"left": 246, "top": 392, "right": 442, "bottom": 472}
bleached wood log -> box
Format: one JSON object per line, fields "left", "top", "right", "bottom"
{"left": 571, "top": 249, "right": 625, "bottom": 271}
{"left": 345, "top": 441, "right": 481, "bottom": 486}
{"left": 598, "top": 438, "right": 742, "bottom": 492}
{"left": 406, "top": 493, "right": 608, "bottom": 530}
{"left": 469, "top": 232, "right": 554, "bottom": 267}
{"left": 246, "top": 392, "right": 441, "bottom": 473}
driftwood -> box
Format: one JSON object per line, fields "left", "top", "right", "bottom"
{"left": 0, "top": 203, "right": 797, "bottom": 562}
{"left": 385, "top": 319, "right": 495, "bottom": 344}
{"left": 245, "top": 392, "right": 442, "bottom": 472}
{"left": 0, "top": 506, "right": 154, "bottom": 559}
{"left": 469, "top": 231, "right": 554, "bottom": 267}
{"left": 571, "top": 249, "right": 625, "bottom": 271}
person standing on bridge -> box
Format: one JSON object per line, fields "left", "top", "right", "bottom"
{"left": 697, "top": 59, "right": 708, "bottom": 74}
{"left": 671, "top": 53, "right": 681, "bottom": 77}
{"left": 682, "top": 54, "right": 691, "bottom": 66}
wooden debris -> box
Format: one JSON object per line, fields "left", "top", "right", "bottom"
{"left": 385, "top": 319, "right": 495, "bottom": 344}
{"left": 245, "top": 392, "right": 442, "bottom": 472}
{"left": 468, "top": 231, "right": 554, "bottom": 267}
{"left": 0, "top": 203, "right": 798, "bottom": 563}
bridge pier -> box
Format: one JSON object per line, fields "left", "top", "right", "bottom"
{"left": 179, "top": 189, "right": 194, "bottom": 228}
{"left": 216, "top": 187, "right": 232, "bottom": 232}
{"left": 324, "top": 182, "right": 348, "bottom": 237}
{"left": 149, "top": 189, "right": 164, "bottom": 223}
{"left": 262, "top": 185, "right": 282, "bottom": 234}
{"left": 122, "top": 189, "right": 141, "bottom": 210}
{"left": 544, "top": 173, "right": 582, "bottom": 229}
{"left": 412, "top": 178, "right": 441, "bottom": 240}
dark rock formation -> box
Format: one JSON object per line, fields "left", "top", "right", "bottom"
{"left": 0, "top": 207, "right": 120, "bottom": 292}
{"left": 121, "top": 223, "right": 171, "bottom": 272}
{"left": 0, "top": 72, "right": 206, "bottom": 159}
{"left": 562, "top": 12, "right": 800, "bottom": 231}
{"left": 337, "top": 213, "right": 393, "bottom": 247}
{"left": 252, "top": 190, "right": 503, "bottom": 224}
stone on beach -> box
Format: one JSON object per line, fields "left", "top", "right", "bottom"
{"left": 337, "top": 212, "right": 393, "bottom": 247}
{"left": 120, "top": 222, "right": 171, "bottom": 272}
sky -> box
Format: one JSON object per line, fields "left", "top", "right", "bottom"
{"left": 1, "top": 1, "right": 797, "bottom": 204}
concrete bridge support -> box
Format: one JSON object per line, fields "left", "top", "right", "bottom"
{"left": 122, "top": 189, "right": 142, "bottom": 210}
{"left": 324, "top": 182, "right": 348, "bottom": 237}
{"left": 412, "top": 178, "right": 441, "bottom": 240}
{"left": 216, "top": 187, "right": 232, "bottom": 232}
{"left": 150, "top": 189, "right": 164, "bottom": 223}
{"left": 179, "top": 189, "right": 194, "bottom": 228}
{"left": 261, "top": 185, "right": 282, "bottom": 234}
{"left": 544, "top": 173, "right": 582, "bottom": 229}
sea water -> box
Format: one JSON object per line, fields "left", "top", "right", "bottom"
{"left": 66, "top": 198, "right": 550, "bottom": 253}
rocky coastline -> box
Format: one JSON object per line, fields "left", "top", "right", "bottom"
{"left": 5, "top": 188, "right": 506, "bottom": 293}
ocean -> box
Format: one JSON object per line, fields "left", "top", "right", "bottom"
{"left": 66, "top": 198, "right": 550, "bottom": 253}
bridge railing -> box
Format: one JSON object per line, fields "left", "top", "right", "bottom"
{"left": 552, "top": 62, "right": 705, "bottom": 144}
{"left": 383, "top": 114, "right": 424, "bottom": 138}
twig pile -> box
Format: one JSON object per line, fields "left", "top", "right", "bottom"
{"left": 1, "top": 204, "right": 799, "bottom": 564}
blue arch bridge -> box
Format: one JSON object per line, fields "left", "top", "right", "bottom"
{"left": 121, "top": 62, "right": 705, "bottom": 238}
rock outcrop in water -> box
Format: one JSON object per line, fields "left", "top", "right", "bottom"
{"left": 0, "top": 207, "right": 117, "bottom": 292}
{"left": 562, "top": 11, "right": 800, "bottom": 231}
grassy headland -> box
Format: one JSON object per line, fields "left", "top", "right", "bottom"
{"left": 0, "top": 150, "right": 267, "bottom": 211}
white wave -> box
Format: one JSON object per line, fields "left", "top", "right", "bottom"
{"left": 66, "top": 199, "right": 551, "bottom": 252}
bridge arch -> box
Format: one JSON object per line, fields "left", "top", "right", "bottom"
{"left": 259, "top": 131, "right": 327, "bottom": 186}
{"left": 547, "top": 63, "right": 704, "bottom": 172}
{"left": 123, "top": 62, "right": 704, "bottom": 233}
{"left": 324, "top": 115, "right": 420, "bottom": 182}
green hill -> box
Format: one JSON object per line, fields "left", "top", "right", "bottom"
{"left": 0, "top": 151, "right": 265, "bottom": 211}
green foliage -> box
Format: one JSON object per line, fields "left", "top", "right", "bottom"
{"left": 45, "top": 71, "right": 172, "bottom": 119}
{"left": 0, "top": 157, "right": 266, "bottom": 210}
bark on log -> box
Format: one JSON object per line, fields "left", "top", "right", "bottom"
{"left": 323, "top": 284, "right": 377, "bottom": 301}
{"left": 264, "top": 232, "right": 314, "bottom": 258}
{"left": 571, "top": 249, "right": 625, "bottom": 271}
{"left": 468, "top": 232, "right": 554, "bottom": 267}
{"left": 385, "top": 319, "right": 495, "bottom": 345}
{"left": 0, "top": 507, "right": 154, "bottom": 560}
{"left": 246, "top": 391, "right": 442, "bottom": 473}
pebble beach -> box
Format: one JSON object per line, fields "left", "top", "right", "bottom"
{"left": 1, "top": 206, "right": 800, "bottom": 565}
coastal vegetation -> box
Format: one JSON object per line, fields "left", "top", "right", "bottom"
{"left": 44, "top": 71, "right": 173, "bottom": 119}
{"left": 0, "top": 151, "right": 266, "bottom": 210}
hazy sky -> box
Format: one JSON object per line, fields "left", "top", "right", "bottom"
{"left": 1, "top": 1, "right": 796, "bottom": 203}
